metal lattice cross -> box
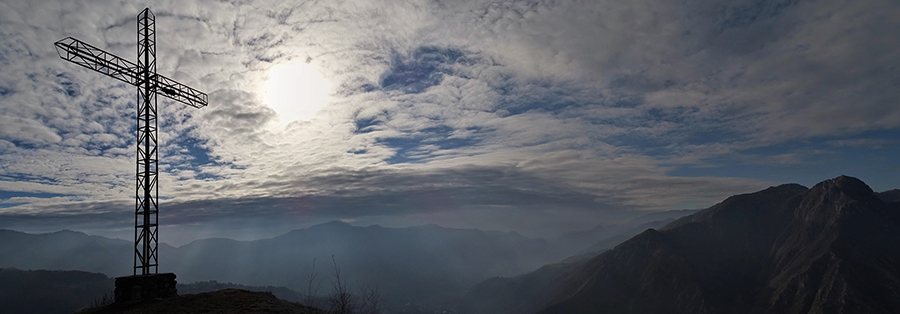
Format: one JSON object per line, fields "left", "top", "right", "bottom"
{"left": 55, "top": 8, "right": 208, "bottom": 276}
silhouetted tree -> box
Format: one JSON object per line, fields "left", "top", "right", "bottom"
{"left": 329, "top": 255, "right": 357, "bottom": 314}
{"left": 88, "top": 291, "right": 114, "bottom": 308}
{"left": 304, "top": 258, "right": 322, "bottom": 314}
{"left": 357, "top": 281, "right": 382, "bottom": 314}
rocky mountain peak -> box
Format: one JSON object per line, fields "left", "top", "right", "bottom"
{"left": 794, "top": 175, "right": 888, "bottom": 226}
{"left": 805, "top": 175, "right": 876, "bottom": 204}
{"left": 534, "top": 176, "right": 900, "bottom": 314}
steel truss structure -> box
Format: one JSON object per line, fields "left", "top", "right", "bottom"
{"left": 55, "top": 8, "right": 208, "bottom": 276}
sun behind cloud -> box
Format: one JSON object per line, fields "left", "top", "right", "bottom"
{"left": 263, "top": 63, "right": 331, "bottom": 124}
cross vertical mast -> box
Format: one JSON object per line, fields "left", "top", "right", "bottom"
{"left": 135, "top": 8, "right": 159, "bottom": 276}
{"left": 55, "top": 6, "right": 208, "bottom": 281}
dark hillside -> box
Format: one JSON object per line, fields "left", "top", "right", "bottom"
{"left": 536, "top": 176, "right": 900, "bottom": 314}
{"left": 456, "top": 253, "right": 595, "bottom": 314}
{"left": 0, "top": 230, "right": 132, "bottom": 275}
{"left": 877, "top": 189, "right": 900, "bottom": 203}
{"left": 77, "top": 289, "right": 323, "bottom": 314}
{"left": 0, "top": 268, "right": 112, "bottom": 314}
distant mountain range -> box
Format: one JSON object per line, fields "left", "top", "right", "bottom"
{"left": 6, "top": 176, "right": 895, "bottom": 313}
{"left": 459, "top": 176, "right": 900, "bottom": 314}
{"left": 0, "top": 221, "right": 567, "bottom": 307}
{"left": 0, "top": 229, "right": 135, "bottom": 276}
{"left": 0, "top": 210, "right": 691, "bottom": 309}
{"left": 164, "top": 221, "right": 566, "bottom": 305}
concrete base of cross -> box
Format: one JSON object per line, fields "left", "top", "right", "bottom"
{"left": 114, "top": 273, "right": 177, "bottom": 304}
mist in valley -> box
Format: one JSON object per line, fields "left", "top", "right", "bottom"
{"left": 0, "top": 211, "right": 687, "bottom": 312}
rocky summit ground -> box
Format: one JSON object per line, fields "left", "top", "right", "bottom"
{"left": 76, "top": 289, "right": 323, "bottom": 314}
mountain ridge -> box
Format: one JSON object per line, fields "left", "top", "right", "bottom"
{"left": 456, "top": 210, "right": 704, "bottom": 314}
{"left": 536, "top": 175, "right": 900, "bottom": 314}
{"left": 3, "top": 177, "right": 897, "bottom": 313}
{"left": 877, "top": 189, "right": 900, "bottom": 203}
{"left": 0, "top": 221, "right": 565, "bottom": 307}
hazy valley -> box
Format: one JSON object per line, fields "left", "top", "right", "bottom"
{"left": 0, "top": 206, "right": 686, "bottom": 313}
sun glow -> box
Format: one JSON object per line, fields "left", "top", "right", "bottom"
{"left": 264, "top": 63, "right": 331, "bottom": 124}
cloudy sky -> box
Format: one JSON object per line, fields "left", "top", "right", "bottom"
{"left": 0, "top": 0, "right": 898, "bottom": 244}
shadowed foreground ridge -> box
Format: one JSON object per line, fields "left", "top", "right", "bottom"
{"left": 77, "top": 289, "right": 323, "bottom": 314}
{"left": 538, "top": 175, "right": 900, "bottom": 314}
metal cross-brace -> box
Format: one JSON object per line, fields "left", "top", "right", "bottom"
{"left": 55, "top": 37, "right": 208, "bottom": 109}
{"left": 54, "top": 8, "right": 208, "bottom": 276}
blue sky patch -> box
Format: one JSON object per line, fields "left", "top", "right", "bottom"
{"left": 163, "top": 132, "right": 223, "bottom": 180}
{"left": 0, "top": 190, "right": 68, "bottom": 208}
{"left": 379, "top": 125, "right": 479, "bottom": 164}
{"left": 353, "top": 116, "right": 382, "bottom": 134}
{"left": 668, "top": 129, "right": 900, "bottom": 191}
{"left": 381, "top": 46, "right": 470, "bottom": 93}
{"left": 718, "top": 0, "right": 797, "bottom": 31}
{"left": 54, "top": 72, "right": 81, "bottom": 97}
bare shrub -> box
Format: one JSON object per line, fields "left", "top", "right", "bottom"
{"left": 328, "top": 255, "right": 357, "bottom": 314}
{"left": 88, "top": 291, "right": 114, "bottom": 308}
{"left": 304, "top": 258, "right": 322, "bottom": 313}
{"left": 357, "top": 282, "right": 382, "bottom": 314}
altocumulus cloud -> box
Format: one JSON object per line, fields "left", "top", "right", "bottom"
{"left": 0, "top": 0, "right": 898, "bottom": 241}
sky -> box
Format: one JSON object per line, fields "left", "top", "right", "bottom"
{"left": 0, "top": 0, "right": 898, "bottom": 245}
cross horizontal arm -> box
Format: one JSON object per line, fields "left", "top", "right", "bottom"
{"left": 55, "top": 37, "right": 208, "bottom": 109}
{"left": 55, "top": 37, "right": 139, "bottom": 86}
{"left": 155, "top": 74, "right": 208, "bottom": 109}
